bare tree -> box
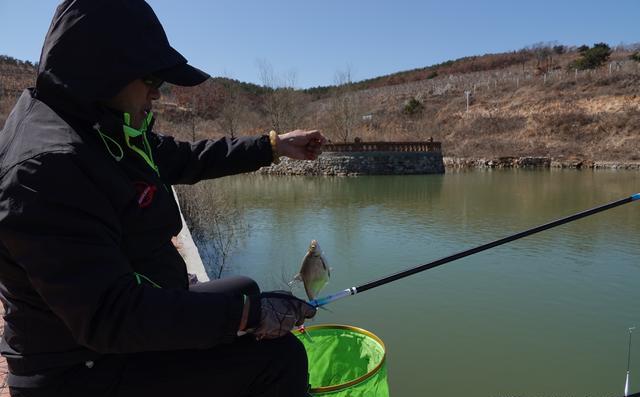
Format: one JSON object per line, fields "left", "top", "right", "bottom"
{"left": 217, "top": 78, "right": 246, "bottom": 139}
{"left": 529, "top": 42, "right": 556, "bottom": 75}
{"left": 172, "top": 80, "right": 222, "bottom": 141}
{"left": 257, "top": 59, "right": 302, "bottom": 133}
{"left": 328, "top": 67, "right": 360, "bottom": 143}
{"left": 175, "top": 183, "right": 248, "bottom": 279}
{"left": 173, "top": 87, "right": 203, "bottom": 141}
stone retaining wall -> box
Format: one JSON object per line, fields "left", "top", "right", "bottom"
{"left": 258, "top": 155, "right": 639, "bottom": 176}
{"left": 444, "top": 157, "right": 640, "bottom": 170}
{"left": 258, "top": 151, "right": 445, "bottom": 176}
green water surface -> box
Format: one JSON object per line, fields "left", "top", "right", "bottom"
{"left": 202, "top": 169, "right": 640, "bottom": 397}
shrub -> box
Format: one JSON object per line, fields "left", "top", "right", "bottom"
{"left": 553, "top": 45, "right": 566, "bottom": 54}
{"left": 571, "top": 43, "right": 611, "bottom": 70}
{"left": 403, "top": 97, "right": 423, "bottom": 115}
{"left": 631, "top": 52, "right": 640, "bottom": 62}
{"left": 577, "top": 45, "right": 589, "bottom": 53}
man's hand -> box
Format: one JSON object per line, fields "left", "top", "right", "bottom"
{"left": 276, "top": 130, "right": 326, "bottom": 161}
{"left": 249, "top": 291, "right": 317, "bottom": 340}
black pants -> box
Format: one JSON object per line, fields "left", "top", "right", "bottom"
{"left": 10, "top": 276, "right": 310, "bottom": 397}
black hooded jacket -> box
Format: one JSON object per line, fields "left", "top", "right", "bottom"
{"left": 0, "top": 0, "right": 273, "bottom": 379}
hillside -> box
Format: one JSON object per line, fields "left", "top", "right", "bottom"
{"left": 0, "top": 56, "right": 37, "bottom": 127}
{"left": 1, "top": 45, "right": 640, "bottom": 162}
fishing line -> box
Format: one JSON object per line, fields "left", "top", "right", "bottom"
{"left": 310, "top": 193, "right": 640, "bottom": 307}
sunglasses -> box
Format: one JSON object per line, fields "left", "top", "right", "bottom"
{"left": 142, "top": 75, "right": 164, "bottom": 89}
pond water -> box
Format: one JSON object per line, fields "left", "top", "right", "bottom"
{"left": 200, "top": 169, "right": 640, "bottom": 397}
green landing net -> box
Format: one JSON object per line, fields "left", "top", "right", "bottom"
{"left": 294, "top": 324, "right": 390, "bottom": 397}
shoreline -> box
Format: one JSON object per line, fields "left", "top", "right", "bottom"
{"left": 258, "top": 155, "right": 640, "bottom": 176}
{"left": 443, "top": 156, "right": 640, "bottom": 170}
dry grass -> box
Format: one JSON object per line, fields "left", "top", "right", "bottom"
{"left": 1, "top": 51, "right": 639, "bottom": 162}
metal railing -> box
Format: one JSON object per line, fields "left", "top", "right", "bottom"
{"left": 323, "top": 141, "right": 441, "bottom": 153}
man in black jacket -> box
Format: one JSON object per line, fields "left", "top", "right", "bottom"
{"left": 0, "top": 0, "right": 323, "bottom": 395}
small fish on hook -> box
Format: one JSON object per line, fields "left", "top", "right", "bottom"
{"left": 290, "top": 239, "right": 331, "bottom": 301}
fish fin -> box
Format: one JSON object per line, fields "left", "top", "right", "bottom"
{"left": 320, "top": 257, "right": 327, "bottom": 270}
{"left": 288, "top": 274, "right": 302, "bottom": 287}
{"left": 319, "top": 254, "right": 330, "bottom": 274}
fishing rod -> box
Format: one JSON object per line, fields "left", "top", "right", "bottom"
{"left": 309, "top": 193, "right": 640, "bottom": 307}
{"left": 626, "top": 327, "right": 636, "bottom": 397}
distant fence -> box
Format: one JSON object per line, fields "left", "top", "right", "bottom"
{"left": 324, "top": 141, "right": 441, "bottom": 153}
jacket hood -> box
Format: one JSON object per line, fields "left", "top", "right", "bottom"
{"left": 35, "top": 0, "right": 209, "bottom": 122}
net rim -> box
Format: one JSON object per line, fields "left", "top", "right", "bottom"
{"left": 294, "top": 323, "right": 387, "bottom": 393}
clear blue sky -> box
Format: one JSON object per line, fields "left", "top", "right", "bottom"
{"left": 1, "top": 0, "right": 638, "bottom": 88}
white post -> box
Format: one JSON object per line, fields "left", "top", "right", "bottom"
{"left": 575, "top": 68, "right": 578, "bottom": 81}
{"left": 609, "top": 62, "right": 613, "bottom": 75}
{"left": 516, "top": 77, "right": 519, "bottom": 88}
{"left": 464, "top": 90, "right": 471, "bottom": 112}
{"left": 543, "top": 73, "right": 547, "bottom": 85}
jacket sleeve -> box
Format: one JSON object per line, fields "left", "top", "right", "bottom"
{"left": 151, "top": 133, "right": 275, "bottom": 185}
{"left": 0, "top": 153, "right": 244, "bottom": 353}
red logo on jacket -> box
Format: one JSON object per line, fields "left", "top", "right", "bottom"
{"left": 133, "top": 181, "right": 157, "bottom": 208}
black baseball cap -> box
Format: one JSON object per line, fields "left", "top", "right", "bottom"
{"left": 153, "top": 62, "right": 210, "bottom": 87}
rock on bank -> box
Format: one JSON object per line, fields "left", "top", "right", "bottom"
{"left": 444, "top": 157, "right": 640, "bottom": 170}
{"left": 258, "top": 151, "right": 445, "bottom": 176}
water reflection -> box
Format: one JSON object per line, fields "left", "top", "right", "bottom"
{"left": 214, "top": 169, "right": 640, "bottom": 237}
